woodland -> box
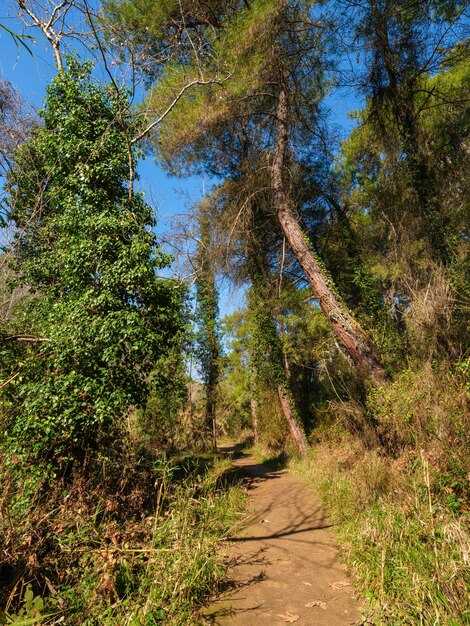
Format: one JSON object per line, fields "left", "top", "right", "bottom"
{"left": 0, "top": 0, "right": 469, "bottom": 624}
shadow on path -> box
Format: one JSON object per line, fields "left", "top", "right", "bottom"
{"left": 202, "top": 447, "right": 360, "bottom": 626}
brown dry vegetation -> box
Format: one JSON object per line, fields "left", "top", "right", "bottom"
{"left": 289, "top": 364, "right": 469, "bottom": 625}
{"left": 0, "top": 433, "right": 245, "bottom": 625}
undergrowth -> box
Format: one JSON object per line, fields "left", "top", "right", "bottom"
{"left": 0, "top": 437, "right": 245, "bottom": 625}
{"left": 291, "top": 364, "right": 469, "bottom": 626}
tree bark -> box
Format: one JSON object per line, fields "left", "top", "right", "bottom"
{"left": 206, "top": 384, "right": 218, "bottom": 451}
{"left": 277, "top": 385, "right": 308, "bottom": 457}
{"left": 272, "top": 89, "right": 386, "bottom": 383}
{"left": 250, "top": 395, "right": 259, "bottom": 444}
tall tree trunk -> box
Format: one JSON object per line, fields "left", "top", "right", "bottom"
{"left": 195, "top": 209, "right": 221, "bottom": 452}
{"left": 272, "top": 89, "right": 386, "bottom": 383}
{"left": 206, "top": 381, "right": 217, "bottom": 451}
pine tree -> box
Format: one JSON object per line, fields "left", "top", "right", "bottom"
{"left": 338, "top": 3, "right": 470, "bottom": 358}
{"left": 348, "top": 0, "right": 467, "bottom": 264}
{"left": 113, "top": 0, "right": 386, "bottom": 382}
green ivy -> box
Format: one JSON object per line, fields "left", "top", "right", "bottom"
{"left": 1, "top": 59, "right": 185, "bottom": 461}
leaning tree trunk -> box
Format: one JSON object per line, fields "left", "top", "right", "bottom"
{"left": 248, "top": 262, "right": 309, "bottom": 456}
{"left": 272, "top": 90, "right": 386, "bottom": 384}
{"left": 277, "top": 384, "right": 308, "bottom": 457}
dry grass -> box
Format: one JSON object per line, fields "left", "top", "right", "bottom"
{"left": 290, "top": 363, "right": 469, "bottom": 625}
{"left": 0, "top": 438, "right": 246, "bottom": 625}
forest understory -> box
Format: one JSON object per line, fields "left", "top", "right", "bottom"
{"left": 0, "top": 0, "right": 469, "bottom": 624}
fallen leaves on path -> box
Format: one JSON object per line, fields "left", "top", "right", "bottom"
{"left": 330, "top": 581, "right": 352, "bottom": 590}
{"left": 305, "top": 600, "right": 327, "bottom": 610}
{"left": 277, "top": 611, "right": 300, "bottom": 622}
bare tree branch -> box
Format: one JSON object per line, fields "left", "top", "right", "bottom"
{"left": 1, "top": 335, "right": 49, "bottom": 343}
{"left": 131, "top": 75, "right": 232, "bottom": 145}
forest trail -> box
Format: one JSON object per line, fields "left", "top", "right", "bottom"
{"left": 203, "top": 446, "right": 361, "bottom": 626}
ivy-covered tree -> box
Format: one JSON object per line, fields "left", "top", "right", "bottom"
{"left": 194, "top": 204, "right": 222, "bottom": 450}
{"left": 347, "top": 0, "right": 467, "bottom": 264}
{"left": 1, "top": 59, "right": 185, "bottom": 461}
{"left": 247, "top": 276, "right": 308, "bottom": 456}
{"left": 338, "top": 35, "right": 470, "bottom": 359}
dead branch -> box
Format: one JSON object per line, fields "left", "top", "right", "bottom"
{"left": 1, "top": 335, "right": 49, "bottom": 343}
{"left": 131, "top": 74, "right": 232, "bottom": 145}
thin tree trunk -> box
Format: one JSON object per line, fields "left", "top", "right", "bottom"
{"left": 277, "top": 385, "right": 308, "bottom": 457}
{"left": 196, "top": 209, "right": 221, "bottom": 452}
{"left": 279, "top": 340, "right": 308, "bottom": 456}
{"left": 250, "top": 396, "right": 259, "bottom": 444}
{"left": 247, "top": 235, "right": 309, "bottom": 456}
{"left": 212, "top": 412, "right": 217, "bottom": 451}
{"left": 206, "top": 384, "right": 218, "bottom": 451}
{"left": 272, "top": 89, "right": 386, "bottom": 383}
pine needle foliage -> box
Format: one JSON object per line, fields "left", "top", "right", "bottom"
{"left": 138, "top": 0, "right": 326, "bottom": 175}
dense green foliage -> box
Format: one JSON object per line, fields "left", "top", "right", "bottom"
{"left": 333, "top": 54, "right": 470, "bottom": 361}
{"left": 1, "top": 60, "right": 184, "bottom": 461}
{"left": 0, "top": 0, "right": 468, "bottom": 623}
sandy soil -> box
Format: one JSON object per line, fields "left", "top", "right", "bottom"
{"left": 202, "top": 447, "right": 361, "bottom": 625}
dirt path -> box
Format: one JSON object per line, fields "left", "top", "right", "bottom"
{"left": 203, "top": 447, "right": 361, "bottom": 625}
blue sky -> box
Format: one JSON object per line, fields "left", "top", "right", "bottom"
{"left": 0, "top": 16, "right": 204, "bottom": 226}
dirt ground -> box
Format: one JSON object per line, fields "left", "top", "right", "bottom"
{"left": 202, "top": 448, "right": 362, "bottom": 625}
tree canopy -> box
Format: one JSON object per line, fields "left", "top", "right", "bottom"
{"left": 0, "top": 1, "right": 468, "bottom": 623}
